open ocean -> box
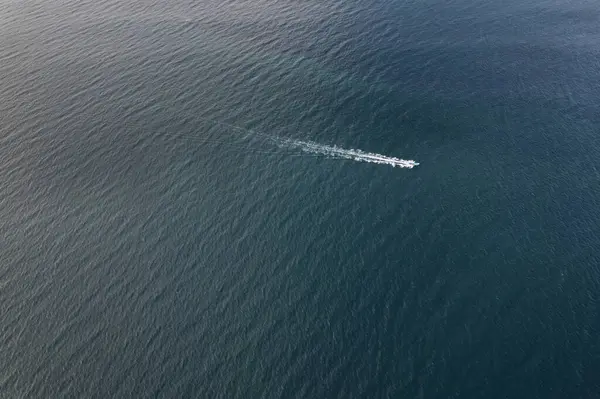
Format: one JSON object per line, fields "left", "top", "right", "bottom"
{"left": 2, "top": 0, "right": 600, "bottom": 397}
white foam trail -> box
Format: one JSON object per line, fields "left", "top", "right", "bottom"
{"left": 271, "top": 137, "right": 419, "bottom": 168}
{"left": 196, "top": 117, "right": 418, "bottom": 168}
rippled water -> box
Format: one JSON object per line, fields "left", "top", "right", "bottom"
{"left": 2, "top": 0, "right": 600, "bottom": 397}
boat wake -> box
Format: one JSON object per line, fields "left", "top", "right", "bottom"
{"left": 271, "top": 137, "right": 419, "bottom": 168}
{"left": 190, "top": 117, "right": 419, "bottom": 169}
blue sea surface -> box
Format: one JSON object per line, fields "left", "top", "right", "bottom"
{"left": 2, "top": 0, "right": 600, "bottom": 397}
